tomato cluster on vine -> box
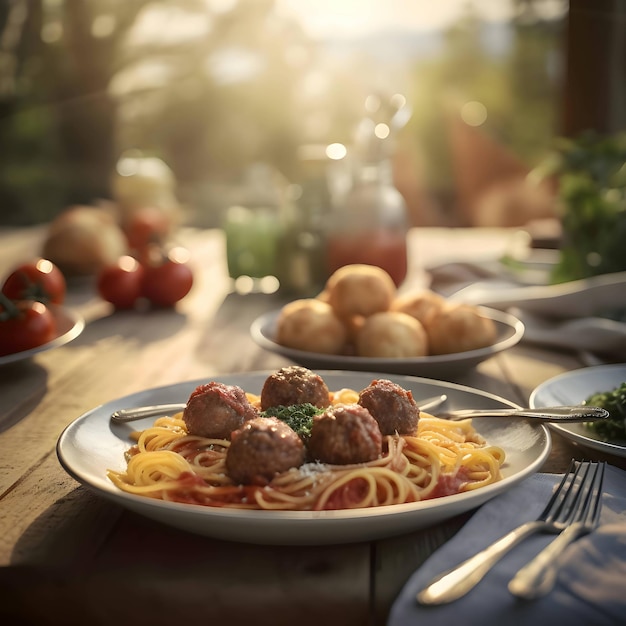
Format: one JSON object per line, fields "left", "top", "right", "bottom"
{"left": 96, "top": 245, "right": 194, "bottom": 310}
{"left": 0, "top": 259, "right": 66, "bottom": 356}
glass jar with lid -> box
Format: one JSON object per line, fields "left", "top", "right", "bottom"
{"left": 327, "top": 157, "right": 408, "bottom": 286}
{"left": 326, "top": 97, "right": 410, "bottom": 286}
{"left": 222, "top": 163, "right": 287, "bottom": 289}
{"left": 275, "top": 145, "right": 333, "bottom": 296}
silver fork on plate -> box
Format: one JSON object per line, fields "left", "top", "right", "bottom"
{"left": 109, "top": 394, "right": 449, "bottom": 423}
{"left": 416, "top": 459, "right": 600, "bottom": 605}
{"left": 508, "top": 461, "right": 605, "bottom": 599}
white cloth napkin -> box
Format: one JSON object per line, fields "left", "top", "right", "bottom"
{"left": 511, "top": 309, "right": 626, "bottom": 359}
{"left": 388, "top": 464, "right": 626, "bottom": 626}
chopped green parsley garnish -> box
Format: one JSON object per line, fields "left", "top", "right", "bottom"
{"left": 262, "top": 403, "right": 324, "bottom": 440}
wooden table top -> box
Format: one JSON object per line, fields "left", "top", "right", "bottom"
{"left": 0, "top": 225, "right": 622, "bottom": 626}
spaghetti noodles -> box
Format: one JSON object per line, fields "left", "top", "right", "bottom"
{"left": 108, "top": 386, "right": 505, "bottom": 511}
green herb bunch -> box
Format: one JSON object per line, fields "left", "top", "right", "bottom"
{"left": 536, "top": 131, "right": 626, "bottom": 284}
{"left": 584, "top": 381, "right": 626, "bottom": 440}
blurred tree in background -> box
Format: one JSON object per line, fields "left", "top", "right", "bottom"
{"left": 404, "top": 1, "right": 564, "bottom": 221}
{"left": 0, "top": 0, "right": 148, "bottom": 224}
{"left": 0, "top": 0, "right": 566, "bottom": 227}
{"left": 0, "top": 0, "right": 220, "bottom": 224}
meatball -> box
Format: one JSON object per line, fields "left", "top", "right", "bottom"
{"left": 260, "top": 366, "right": 331, "bottom": 411}
{"left": 183, "top": 381, "right": 259, "bottom": 439}
{"left": 307, "top": 404, "right": 382, "bottom": 465}
{"left": 358, "top": 379, "right": 420, "bottom": 435}
{"left": 225, "top": 417, "right": 305, "bottom": 485}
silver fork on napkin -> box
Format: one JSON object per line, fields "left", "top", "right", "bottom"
{"left": 416, "top": 460, "right": 599, "bottom": 605}
{"left": 508, "top": 461, "right": 605, "bottom": 599}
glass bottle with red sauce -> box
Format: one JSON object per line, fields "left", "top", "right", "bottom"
{"left": 327, "top": 155, "right": 408, "bottom": 287}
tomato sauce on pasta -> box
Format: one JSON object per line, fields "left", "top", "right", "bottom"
{"left": 108, "top": 385, "right": 505, "bottom": 511}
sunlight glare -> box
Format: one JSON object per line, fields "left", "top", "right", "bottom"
{"left": 461, "top": 101, "right": 488, "bottom": 126}
{"left": 326, "top": 143, "right": 347, "bottom": 160}
{"left": 374, "top": 123, "right": 390, "bottom": 139}
{"left": 275, "top": 0, "right": 520, "bottom": 39}
{"left": 92, "top": 14, "right": 116, "bottom": 38}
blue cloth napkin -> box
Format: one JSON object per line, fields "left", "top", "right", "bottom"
{"left": 388, "top": 464, "right": 626, "bottom": 626}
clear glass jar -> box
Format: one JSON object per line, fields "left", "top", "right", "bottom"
{"left": 327, "top": 158, "right": 408, "bottom": 286}
{"left": 222, "top": 163, "right": 286, "bottom": 287}
{"left": 223, "top": 204, "right": 283, "bottom": 280}
{"left": 275, "top": 146, "right": 332, "bottom": 296}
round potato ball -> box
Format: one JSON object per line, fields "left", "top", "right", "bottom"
{"left": 276, "top": 299, "right": 347, "bottom": 354}
{"left": 355, "top": 311, "right": 428, "bottom": 358}
{"left": 326, "top": 264, "right": 396, "bottom": 319}
{"left": 423, "top": 302, "right": 498, "bottom": 355}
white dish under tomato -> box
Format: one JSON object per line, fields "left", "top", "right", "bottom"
{"left": 57, "top": 371, "right": 550, "bottom": 545}
{"left": 0, "top": 305, "right": 84, "bottom": 366}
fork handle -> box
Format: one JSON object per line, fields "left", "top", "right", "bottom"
{"left": 111, "top": 403, "right": 187, "bottom": 423}
{"left": 417, "top": 520, "right": 548, "bottom": 605}
{"left": 508, "top": 521, "right": 586, "bottom": 599}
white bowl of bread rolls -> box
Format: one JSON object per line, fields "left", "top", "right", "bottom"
{"left": 251, "top": 264, "right": 524, "bottom": 379}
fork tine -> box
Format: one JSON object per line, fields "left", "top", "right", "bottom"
{"left": 588, "top": 462, "right": 605, "bottom": 526}
{"left": 574, "top": 463, "right": 600, "bottom": 520}
{"left": 559, "top": 461, "right": 594, "bottom": 523}
{"left": 539, "top": 458, "right": 576, "bottom": 520}
{"left": 544, "top": 460, "right": 590, "bottom": 524}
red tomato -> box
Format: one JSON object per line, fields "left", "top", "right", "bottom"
{"left": 141, "top": 247, "right": 194, "bottom": 307}
{"left": 124, "top": 207, "right": 171, "bottom": 254}
{"left": 0, "top": 299, "right": 57, "bottom": 356}
{"left": 97, "top": 256, "right": 145, "bottom": 309}
{"left": 2, "top": 259, "right": 66, "bottom": 305}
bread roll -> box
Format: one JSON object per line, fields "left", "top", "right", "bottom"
{"left": 355, "top": 311, "right": 428, "bottom": 358}
{"left": 391, "top": 289, "right": 446, "bottom": 325}
{"left": 276, "top": 298, "right": 347, "bottom": 354}
{"left": 325, "top": 264, "right": 396, "bottom": 319}
{"left": 42, "top": 206, "right": 128, "bottom": 276}
{"left": 423, "top": 303, "right": 498, "bottom": 355}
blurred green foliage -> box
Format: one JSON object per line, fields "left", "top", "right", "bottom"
{"left": 536, "top": 132, "right": 626, "bottom": 282}
{"left": 406, "top": 8, "right": 562, "bottom": 204}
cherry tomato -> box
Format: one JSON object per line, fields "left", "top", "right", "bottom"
{"left": 97, "top": 256, "right": 145, "bottom": 309}
{"left": 123, "top": 207, "right": 171, "bottom": 255}
{"left": 0, "top": 299, "right": 57, "bottom": 356}
{"left": 141, "top": 247, "right": 194, "bottom": 307}
{"left": 2, "top": 259, "right": 66, "bottom": 305}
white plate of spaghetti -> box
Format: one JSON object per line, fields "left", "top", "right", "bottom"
{"left": 57, "top": 370, "right": 550, "bottom": 545}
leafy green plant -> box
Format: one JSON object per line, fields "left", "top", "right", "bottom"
{"left": 536, "top": 132, "right": 626, "bottom": 283}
